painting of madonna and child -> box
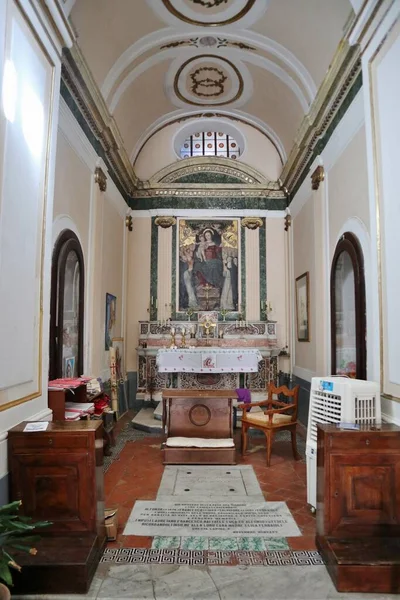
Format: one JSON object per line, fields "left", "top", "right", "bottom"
{"left": 178, "top": 219, "right": 240, "bottom": 313}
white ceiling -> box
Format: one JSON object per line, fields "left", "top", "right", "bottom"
{"left": 67, "top": 0, "right": 354, "bottom": 177}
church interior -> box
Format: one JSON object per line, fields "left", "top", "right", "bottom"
{"left": 0, "top": 0, "right": 400, "bottom": 598}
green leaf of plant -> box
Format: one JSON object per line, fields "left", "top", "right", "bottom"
{"left": 0, "top": 501, "right": 22, "bottom": 515}
{"left": 0, "top": 560, "right": 13, "bottom": 586}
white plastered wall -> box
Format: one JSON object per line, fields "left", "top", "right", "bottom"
{"left": 54, "top": 99, "right": 128, "bottom": 382}
{"left": 290, "top": 89, "right": 371, "bottom": 384}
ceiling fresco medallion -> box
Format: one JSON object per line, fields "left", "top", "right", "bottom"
{"left": 174, "top": 55, "right": 243, "bottom": 106}
{"left": 162, "top": 0, "right": 256, "bottom": 26}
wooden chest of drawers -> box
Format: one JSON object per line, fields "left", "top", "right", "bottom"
{"left": 316, "top": 423, "right": 400, "bottom": 593}
{"left": 8, "top": 421, "right": 106, "bottom": 594}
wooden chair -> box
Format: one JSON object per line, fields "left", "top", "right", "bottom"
{"left": 238, "top": 383, "right": 301, "bottom": 467}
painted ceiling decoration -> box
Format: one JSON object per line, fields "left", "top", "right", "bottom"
{"left": 62, "top": 0, "right": 363, "bottom": 206}
{"left": 161, "top": 0, "right": 257, "bottom": 26}
{"left": 160, "top": 37, "right": 256, "bottom": 51}
{"left": 174, "top": 55, "right": 243, "bottom": 105}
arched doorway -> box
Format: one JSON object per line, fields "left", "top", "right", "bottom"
{"left": 49, "top": 230, "right": 84, "bottom": 379}
{"left": 330, "top": 232, "right": 366, "bottom": 379}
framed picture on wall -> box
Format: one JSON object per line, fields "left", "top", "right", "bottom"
{"left": 295, "top": 272, "right": 310, "bottom": 342}
{"left": 105, "top": 293, "right": 117, "bottom": 350}
{"left": 64, "top": 356, "right": 75, "bottom": 378}
{"left": 177, "top": 218, "right": 240, "bottom": 314}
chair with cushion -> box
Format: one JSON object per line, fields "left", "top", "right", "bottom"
{"left": 238, "top": 383, "right": 301, "bottom": 466}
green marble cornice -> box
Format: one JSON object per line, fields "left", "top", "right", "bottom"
{"left": 130, "top": 196, "right": 287, "bottom": 210}
{"left": 174, "top": 172, "right": 245, "bottom": 184}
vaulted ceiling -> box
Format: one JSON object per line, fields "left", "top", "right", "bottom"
{"left": 64, "top": 0, "right": 355, "bottom": 178}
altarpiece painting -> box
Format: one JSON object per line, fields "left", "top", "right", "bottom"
{"left": 178, "top": 218, "right": 240, "bottom": 313}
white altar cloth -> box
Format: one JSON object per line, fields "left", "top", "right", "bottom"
{"left": 156, "top": 348, "right": 263, "bottom": 373}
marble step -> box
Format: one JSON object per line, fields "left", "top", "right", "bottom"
{"left": 131, "top": 407, "right": 163, "bottom": 433}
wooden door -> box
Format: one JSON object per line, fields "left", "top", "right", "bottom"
{"left": 329, "top": 452, "right": 400, "bottom": 536}
{"left": 10, "top": 451, "right": 95, "bottom": 534}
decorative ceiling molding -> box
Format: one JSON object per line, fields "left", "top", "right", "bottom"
{"left": 161, "top": 0, "right": 257, "bottom": 27}
{"left": 109, "top": 46, "right": 308, "bottom": 114}
{"left": 101, "top": 27, "right": 316, "bottom": 104}
{"left": 61, "top": 45, "right": 138, "bottom": 199}
{"left": 130, "top": 108, "right": 286, "bottom": 165}
{"left": 148, "top": 0, "right": 269, "bottom": 30}
{"left": 149, "top": 156, "right": 269, "bottom": 184}
{"left": 281, "top": 40, "right": 362, "bottom": 195}
{"left": 160, "top": 36, "right": 257, "bottom": 51}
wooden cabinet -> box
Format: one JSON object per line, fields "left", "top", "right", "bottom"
{"left": 8, "top": 421, "right": 106, "bottom": 594}
{"left": 316, "top": 423, "right": 400, "bottom": 594}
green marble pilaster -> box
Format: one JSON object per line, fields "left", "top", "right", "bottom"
{"left": 259, "top": 218, "right": 267, "bottom": 321}
{"left": 150, "top": 218, "right": 158, "bottom": 321}
{"left": 241, "top": 226, "right": 246, "bottom": 316}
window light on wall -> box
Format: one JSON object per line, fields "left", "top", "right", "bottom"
{"left": 180, "top": 131, "right": 240, "bottom": 160}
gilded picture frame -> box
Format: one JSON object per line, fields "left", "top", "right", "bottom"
{"left": 295, "top": 272, "right": 310, "bottom": 342}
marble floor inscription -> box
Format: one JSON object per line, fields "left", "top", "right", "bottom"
{"left": 124, "top": 501, "right": 301, "bottom": 538}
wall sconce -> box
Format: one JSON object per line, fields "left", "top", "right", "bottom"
{"left": 241, "top": 217, "right": 263, "bottom": 230}
{"left": 94, "top": 166, "right": 107, "bottom": 192}
{"left": 154, "top": 216, "right": 176, "bottom": 228}
{"left": 284, "top": 214, "right": 292, "bottom": 231}
{"left": 311, "top": 165, "right": 325, "bottom": 190}
{"left": 125, "top": 215, "right": 132, "bottom": 231}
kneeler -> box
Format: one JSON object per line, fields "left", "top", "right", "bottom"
{"left": 162, "top": 392, "right": 236, "bottom": 465}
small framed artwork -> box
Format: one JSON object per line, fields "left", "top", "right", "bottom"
{"left": 65, "top": 356, "right": 75, "bottom": 378}
{"left": 295, "top": 272, "right": 310, "bottom": 342}
{"left": 112, "top": 337, "right": 124, "bottom": 381}
{"left": 105, "top": 293, "right": 117, "bottom": 350}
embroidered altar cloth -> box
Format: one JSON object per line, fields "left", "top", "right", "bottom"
{"left": 156, "top": 348, "right": 263, "bottom": 373}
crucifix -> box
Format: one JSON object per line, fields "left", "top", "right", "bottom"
{"left": 203, "top": 283, "right": 213, "bottom": 310}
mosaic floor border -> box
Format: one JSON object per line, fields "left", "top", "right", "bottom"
{"left": 101, "top": 547, "right": 323, "bottom": 567}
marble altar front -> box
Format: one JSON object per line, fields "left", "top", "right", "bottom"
{"left": 136, "top": 319, "right": 281, "bottom": 400}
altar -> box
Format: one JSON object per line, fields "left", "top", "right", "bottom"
{"left": 136, "top": 317, "right": 282, "bottom": 400}
{"left": 157, "top": 348, "right": 263, "bottom": 374}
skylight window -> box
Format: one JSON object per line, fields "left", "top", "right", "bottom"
{"left": 180, "top": 131, "right": 240, "bottom": 159}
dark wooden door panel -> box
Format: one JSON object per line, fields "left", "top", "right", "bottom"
{"left": 11, "top": 452, "right": 94, "bottom": 533}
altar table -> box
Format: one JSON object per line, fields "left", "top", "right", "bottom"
{"left": 156, "top": 348, "right": 263, "bottom": 374}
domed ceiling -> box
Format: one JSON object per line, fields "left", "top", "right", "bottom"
{"left": 64, "top": 0, "right": 355, "bottom": 174}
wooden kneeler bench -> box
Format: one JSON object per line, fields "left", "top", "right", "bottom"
{"left": 162, "top": 389, "right": 237, "bottom": 465}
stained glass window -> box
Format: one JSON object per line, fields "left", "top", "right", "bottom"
{"left": 180, "top": 131, "right": 240, "bottom": 159}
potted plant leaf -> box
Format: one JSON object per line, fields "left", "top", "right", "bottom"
{"left": 0, "top": 500, "right": 51, "bottom": 599}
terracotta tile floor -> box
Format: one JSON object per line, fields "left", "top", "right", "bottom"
{"left": 104, "top": 414, "right": 316, "bottom": 552}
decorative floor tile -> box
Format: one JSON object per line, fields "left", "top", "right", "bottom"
{"left": 237, "top": 537, "right": 266, "bottom": 551}
{"left": 264, "top": 537, "right": 290, "bottom": 550}
{"left": 181, "top": 536, "right": 209, "bottom": 550}
{"left": 208, "top": 537, "right": 239, "bottom": 551}
{"left": 101, "top": 547, "right": 323, "bottom": 566}
{"left": 206, "top": 550, "right": 233, "bottom": 565}
{"left": 151, "top": 536, "right": 180, "bottom": 549}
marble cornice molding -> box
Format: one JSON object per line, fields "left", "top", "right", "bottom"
{"left": 131, "top": 187, "right": 287, "bottom": 200}
{"left": 150, "top": 157, "right": 269, "bottom": 184}
{"left": 281, "top": 40, "right": 361, "bottom": 195}
{"left": 61, "top": 44, "right": 138, "bottom": 199}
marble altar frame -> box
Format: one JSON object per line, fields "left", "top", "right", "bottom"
{"left": 149, "top": 216, "right": 267, "bottom": 322}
